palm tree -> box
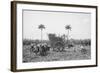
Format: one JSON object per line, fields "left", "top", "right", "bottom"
{"left": 65, "top": 25, "right": 71, "bottom": 45}
{"left": 38, "top": 24, "right": 45, "bottom": 43}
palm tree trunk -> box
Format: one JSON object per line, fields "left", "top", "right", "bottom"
{"left": 67, "top": 30, "right": 69, "bottom": 46}
{"left": 41, "top": 29, "right": 43, "bottom": 44}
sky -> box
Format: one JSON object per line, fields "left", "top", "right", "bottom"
{"left": 23, "top": 10, "right": 91, "bottom": 40}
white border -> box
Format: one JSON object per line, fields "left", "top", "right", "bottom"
{"left": 17, "top": 3, "right": 96, "bottom": 69}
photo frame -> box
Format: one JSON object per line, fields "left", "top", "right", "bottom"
{"left": 11, "top": 1, "right": 98, "bottom": 72}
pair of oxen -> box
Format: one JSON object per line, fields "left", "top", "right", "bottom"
{"left": 30, "top": 44, "right": 50, "bottom": 56}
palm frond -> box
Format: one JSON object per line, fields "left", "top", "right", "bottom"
{"left": 65, "top": 25, "right": 71, "bottom": 30}
{"left": 38, "top": 24, "right": 45, "bottom": 29}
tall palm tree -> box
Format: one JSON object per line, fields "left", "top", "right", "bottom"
{"left": 38, "top": 24, "right": 45, "bottom": 43}
{"left": 65, "top": 25, "right": 71, "bottom": 45}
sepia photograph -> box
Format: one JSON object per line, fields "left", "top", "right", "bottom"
{"left": 22, "top": 10, "right": 91, "bottom": 63}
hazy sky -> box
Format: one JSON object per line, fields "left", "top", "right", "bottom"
{"left": 23, "top": 10, "right": 91, "bottom": 40}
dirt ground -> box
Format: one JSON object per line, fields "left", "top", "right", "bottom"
{"left": 23, "top": 45, "right": 91, "bottom": 63}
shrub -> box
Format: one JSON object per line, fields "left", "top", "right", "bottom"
{"left": 80, "top": 48, "right": 87, "bottom": 54}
